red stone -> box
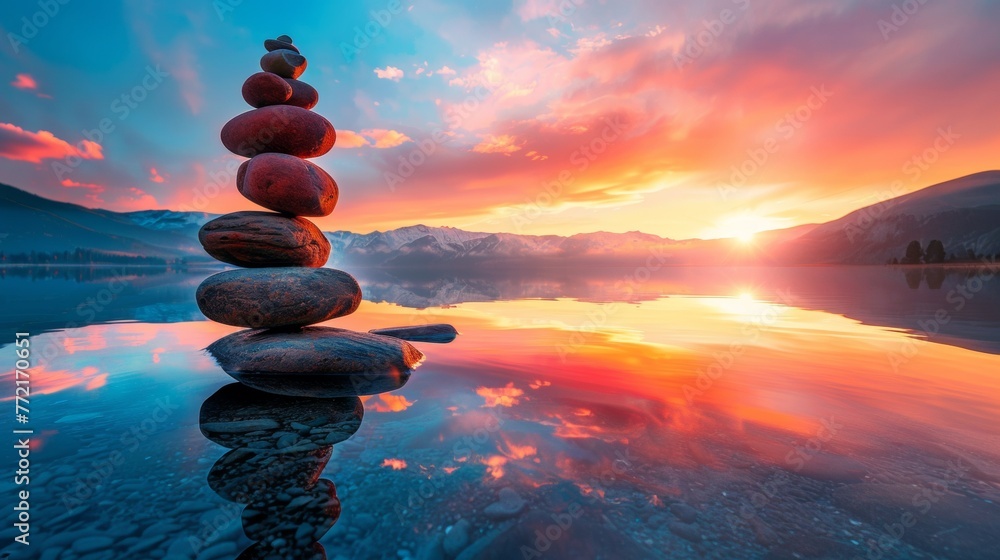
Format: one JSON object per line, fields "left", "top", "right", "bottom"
{"left": 221, "top": 105, "right": 336, "bottom": 158}
{"left": 238, "top": 153, "right": 338, "bottom": 216}
{"left": 284, "top": 78, "right": 319, "bottom": 110}
{"left": 241, "top": 72, "right": 292, "bottom": 108}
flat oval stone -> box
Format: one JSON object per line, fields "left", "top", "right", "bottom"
{"left": 223, "top": 369, "right": 411, "bottom": 398}
{"left": 260, "top": 49, "right": 307, "bottom": 79}
{"left": 264, "top": 38, "right": 299, "bottom": 53}
{"left": 284, "top": 78, "right": 318, "bottom": 109}
{"left": 221, "top": 105, "right": 336, "bottom": 158}
{"left": 242, "top": 72, "right": 292, "bottom": 108}
{"left": 276, "top": 34, "right": 293, "bottom": 43}
{"left": 369, "top": 324, "right": 459, "bottom": 343}
{"left": 207, "top": 327, "right": 425, "bottom": 387}
{"left": 201, "top": 384, "right": 362, "bottom": 449}
{"left": 208, "top": 447, "right": 330, "bottom": 503}
{"left": 238, "top": 153, "right": 338, "bottom": 216}
{"left": 199, "top": 211, "right": 331, "bottom": 268}
{"left": 241, "top": 478, "right": 340, "bottom": 541}
{"left": 197, "top": 268, "right": 361, "bottom": 328}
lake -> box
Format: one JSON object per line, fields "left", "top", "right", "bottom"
{"left": 2, "top": 265, "right": 999, "bottom": 560}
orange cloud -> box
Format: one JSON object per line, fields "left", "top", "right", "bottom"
{"left": 368, "top": 393, "right": 415, "bottom": 412}
{"left": 473, "top": 134, "right": 524, "bottom": 155}
{"left": 11, "top": 73, "right": 37, "bottom": 90}
{"left": 337, "top": 129, "right": 412, "bottom": 149}
{"left": 0, "top": 123, "right": 104, "bottom": 163}
{"left": 381, "top": 458, "right": 408, "bottom": 470}
{"left": 476, "top": 383, "right": 524, "bottom": 407}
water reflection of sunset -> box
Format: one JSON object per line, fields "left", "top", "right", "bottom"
{"left": 7, "top": 293, "right": 1000, "bottom": 507}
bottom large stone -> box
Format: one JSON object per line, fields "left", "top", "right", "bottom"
{"left": 207, "top": 327, "right": 424, "bottom": 397}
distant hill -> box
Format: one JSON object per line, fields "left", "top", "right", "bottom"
{"left": 772, "top": 171, "right": 1000, "bottom": 264}
{"left": 2, "top": 171, "right": 999, "bottom": 266}
{"left": 0, "top": 183, "right": 213, "bottom": 259}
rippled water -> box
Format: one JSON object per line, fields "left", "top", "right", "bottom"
{"left": 2, "top": 265, "right": 999, "bottom": 559}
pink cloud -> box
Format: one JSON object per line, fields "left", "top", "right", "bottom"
{"left": 0, "top": 123, "right": 104, "bottom": 163}
{"left": 11, "top": 73, "right": 37, "bottom": 90}
{"left": 113, "top": 187, "right": 158, "bottom": 211}
{"left": 436, "top": 65, "right": 457, "bottom": 76}
{"left": 374, "top": 66, "right": 404, "bottom": 81}
{"left": 60, "top": 178, "right": 105, "bottom": 192}
{"left": 149, "top": 167, "right": 165, "bottom": 183}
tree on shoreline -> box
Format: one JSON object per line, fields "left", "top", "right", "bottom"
{"left": 902, "top": 240, "right": 923, "bottom": 264}
{"left": 925, "top": 239, "right": 946, "bottom": 263}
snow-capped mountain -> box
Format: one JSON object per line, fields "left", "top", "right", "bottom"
{"left": 3, "top": 170, "right": 999, "bottom": 266}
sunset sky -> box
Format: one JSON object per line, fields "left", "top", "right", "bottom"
{"left": 1, "top": 0, "right": 998, "bottom": 240}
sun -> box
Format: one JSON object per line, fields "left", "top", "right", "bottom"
{"left": 702, "top": 213, "right": 788, "bottom": 244}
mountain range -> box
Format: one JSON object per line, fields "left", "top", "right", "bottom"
{"left": 2, "top": 171, "right": 999, "bottom": 266}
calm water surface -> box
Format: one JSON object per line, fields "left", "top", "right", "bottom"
{"left": 1, "top": 266, "right": 999, "bottom": 559}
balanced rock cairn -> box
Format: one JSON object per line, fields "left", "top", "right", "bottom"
{"left": 197, "top": 35, "right": 454, "bottom": 390}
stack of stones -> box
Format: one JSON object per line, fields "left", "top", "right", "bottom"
{"left": 198, "top": 35, "right": 428, "bottom": 390}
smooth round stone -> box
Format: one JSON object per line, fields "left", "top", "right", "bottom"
{"left": 196, "top": 268, "right": 361, "bottom": 328}
{"left": 208, "top": 447, "right": 331, "bottom": 503}
{"left": 200, "top": 383, "right": 363, "bottom": 449}
{"left": 199, "top": 211, "right": 331, "bottom": 268}
{"left": 237, "top": 153, "right": 338, "bottom": 216}
{"left": 260, "top": 49, "right": 307, "bottom": 79}
{"left": 284, "top": 78, "right": 318, "bottom": 109}
{"left": 221, "top": 105, "right": 336, "bottom": 158}
{"left": 276, "top": 34, "right": 293, "bottom": 43}
{"left": 264, "top": 38, "right": 299, "bottom": 53}
{"left": 242, "top": 478, "right": 340, "bottom": 541}
{"left": 242, "top": 72, "right": 293, "bottom": 108}
{"left": 369, "top": 324, "right": 458, "bottom": 343}
{"left": 207, "top": 327, "right": 425, "bottom": 382}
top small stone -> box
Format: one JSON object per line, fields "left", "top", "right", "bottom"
{"left": 276, "top": 34, "right": 292, "bottom": 43}
{"left": 264, "top": 38, "right": 299, "bottom": 54}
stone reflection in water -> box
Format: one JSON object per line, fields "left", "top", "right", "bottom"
{"left": 199, "top": 377, "right": 404, "bottom": 559}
